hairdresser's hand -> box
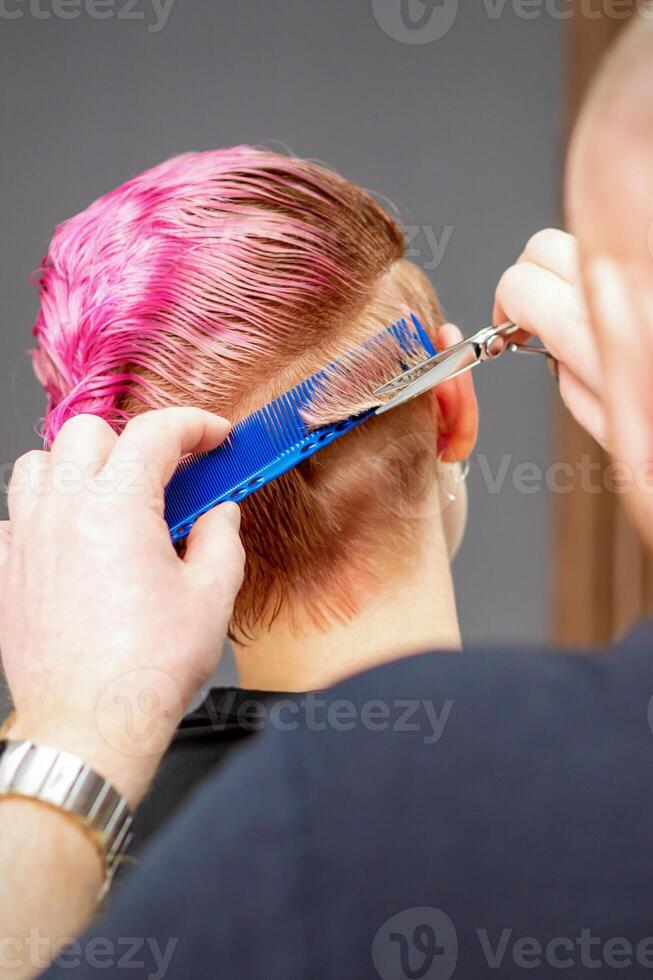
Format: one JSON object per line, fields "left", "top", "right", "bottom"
{"left": 494, "top": 229, "right": 609, "bottom": 449}
{"left": 0, "top": 409, "right": 245, "bottom": 806}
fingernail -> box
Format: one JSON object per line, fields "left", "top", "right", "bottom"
{"left": 220, "top": 502, "right": 241, "bottom": 530}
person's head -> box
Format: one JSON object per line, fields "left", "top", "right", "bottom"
{"left": 32, "top": 148, "right": 478, "bottom": 640}
{"left": 566, "top": 11, "right": 653, "bottom": 548}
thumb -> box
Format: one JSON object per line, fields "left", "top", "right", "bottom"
{"left": 184, "top": 503, "right": 245, "bottom": 600}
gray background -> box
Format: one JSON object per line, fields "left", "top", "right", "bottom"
{"left": 0, "top": 0, "right": 563, "bottom": 675}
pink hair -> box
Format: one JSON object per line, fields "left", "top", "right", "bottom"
{"left": 31, "top": 147, "right": 445, "bottom": 635}
{"left": 32, "top": 147, "right": 377, "bottom": 445}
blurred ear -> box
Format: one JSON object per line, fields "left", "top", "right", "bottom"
{"left": 431, "top": 323, "right": 479, "bottom": 463}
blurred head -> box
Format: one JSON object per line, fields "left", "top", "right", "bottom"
{"left": 566, "top": 12, "right": 653, "bottom": 549}
{"left": 32, "top": 148, "right": 478, "bottom": 638}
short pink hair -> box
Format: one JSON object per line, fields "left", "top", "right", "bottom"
{"left": 32, "top": 148, "right": 444, "bottom": 634}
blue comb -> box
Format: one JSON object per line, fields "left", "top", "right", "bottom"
{"left": 165, "top": 314, "right": 436, "bottom": 543}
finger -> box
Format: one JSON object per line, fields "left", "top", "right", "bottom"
{"left": 558, "top": 366, "right": 611, "bottom": 451}
{"left": 50, "top": 415, "right": 118, "bottom": 479}
{"left": 7, "top": 451, "right": 51, "bottom": 525}
{"left": 103, "top": 408, "right": 232, "bottom": 502}
{"left": 184, "top": 503, "right": 245, "bottom": 598}
{"left": 493, "top": 262, "right": 602, "bottom": 394}
{"left": 518, "top": 229, "right": 580, "bottom": 285}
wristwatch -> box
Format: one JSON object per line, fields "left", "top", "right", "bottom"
{"left": 0, "top": 739, "right": 133, "bottom": 895}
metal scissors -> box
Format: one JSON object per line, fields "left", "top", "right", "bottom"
{"left": 374, "top": 322, "right": 556, "bottom": 414}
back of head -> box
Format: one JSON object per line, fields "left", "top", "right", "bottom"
{"left": 33, "top": 148, "right": 445, "bottom": 637}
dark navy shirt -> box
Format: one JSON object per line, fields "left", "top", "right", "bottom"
{"left": 46, "top": 624, "right": 653, "bottom": 978}
{"left": 132, "top": 686, "right": 301, "bottom": 850}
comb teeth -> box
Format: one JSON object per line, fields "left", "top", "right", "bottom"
{"left": 299, "top": 313, "right": 436, "bottom": 429}
{"left": 164, "top": 314, "right": 435, "bottom": 542}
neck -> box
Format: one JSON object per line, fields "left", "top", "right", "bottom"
{"left": 233, "top": 516, "right": 460, "bottom": 692}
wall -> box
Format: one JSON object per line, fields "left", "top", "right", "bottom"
{"left": 0, "top": 1, "right": 563, "bottom": 679}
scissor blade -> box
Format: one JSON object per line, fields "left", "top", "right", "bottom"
{"left": 374, "top": 343, "right": 479, "bottom": 415}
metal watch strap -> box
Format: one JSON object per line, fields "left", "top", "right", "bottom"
{"left": 0, "top": 739, "right": 133, "bottom": 893}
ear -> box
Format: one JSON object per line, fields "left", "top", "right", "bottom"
{"left": 431, "top": 323, "right": 479, "bottom": 463}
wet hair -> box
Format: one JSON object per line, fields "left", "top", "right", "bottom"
{"left": 32, "top": 147, "right": 445, "bottom": 637}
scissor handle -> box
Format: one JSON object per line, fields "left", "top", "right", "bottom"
{"left": 478, "top": 322, "right": 520, "bottom": 361}
{"left": 508, "top": 341, "right": 559, "bottom": 378}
